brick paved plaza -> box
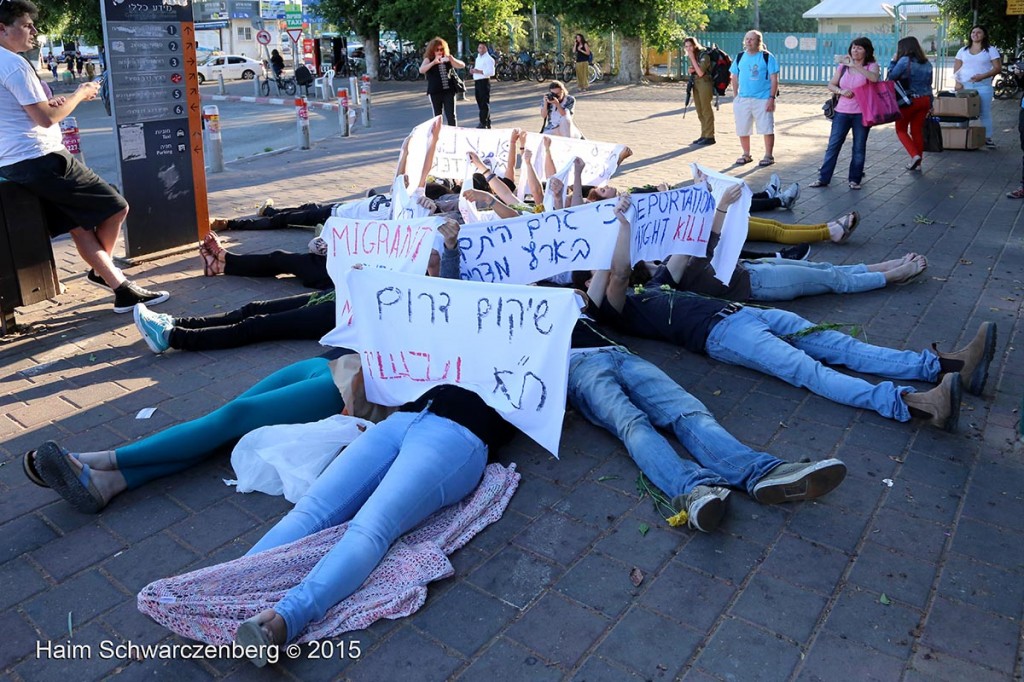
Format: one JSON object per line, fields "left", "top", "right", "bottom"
{"left": 1, "top": 79, "right": 1023, "bottom": 680}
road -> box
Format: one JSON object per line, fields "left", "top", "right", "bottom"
{"left": 72, "top": 79, "right": 341, "bottom": 186}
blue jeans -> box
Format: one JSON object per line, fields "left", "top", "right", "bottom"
{"left": 704, "top": 308, "right": 941, "bottom": 421}
{"left": 246, "top": 410, "right": 487, "bottom": 642}
{"left": 744, "top": 259, "right": 886, "bottom": 301}
{"left": 962, "top": 81, "right": 994, "bottom": 138}
{"left": 818, "top": 111, "right": 869, "bottom": 184}
{"left": 567, "top": 348, "right": 781, "bottom": 497}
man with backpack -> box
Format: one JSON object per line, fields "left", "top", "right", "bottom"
{"left": 730, "top": 30, "right": 779, "bottom": 167}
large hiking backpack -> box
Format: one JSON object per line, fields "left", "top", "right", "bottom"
{"left": 704, "top": 44, "right": 732, "bottom": 97}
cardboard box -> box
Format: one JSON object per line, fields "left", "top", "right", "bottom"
{"left": 940, "top": 125, "right": 985, "bottom": 150}
{"left": 932, "top": 90, "right": 981, "bottom": 119}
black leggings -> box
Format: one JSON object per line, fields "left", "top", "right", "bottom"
{"left": 223, "top": 251, "right": 331, "bottom": 289}
{"left": 750, "top": 191, "right": 782, "bottom": 212}
{"left": 169, "top": 293, "right": 335, "bottom": 351}
{"left": 221, "top": 203, "right": 333, "bottom": 230}
{"left": 429, "top": 90, "right": 457, "bottom": 126}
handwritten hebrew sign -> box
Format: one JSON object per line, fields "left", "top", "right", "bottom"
{"left": 346, "top": 269, "right": 581, "bottom": 455}
{"left": 320, "top": 216, "right": 443, "bottom": 348}
{"left": 520, "top": 133, "right": 627, "bottom": 199}
{"left": 457, "top": 199, "right": 620, "bottom": 285}
{"left": 404, "top": 117, "right": 513, "bottom": 189}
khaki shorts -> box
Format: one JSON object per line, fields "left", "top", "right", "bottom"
{"left": 733, "top": 96, "right": 775, "bottom": 136}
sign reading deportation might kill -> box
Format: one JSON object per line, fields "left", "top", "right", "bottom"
{"left": 101, "top": 0, "right": 208, "bottom": 258}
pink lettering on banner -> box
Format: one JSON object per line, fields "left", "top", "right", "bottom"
{"left": 363, "top": 349, "right": 463, "bottom": 383}
{"left": 672, "top": 215, "right": 709, "bottom": 244}
{"left": 330, "top": 222, "right": 434, "bottom": 259}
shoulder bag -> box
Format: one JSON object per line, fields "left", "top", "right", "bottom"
{"left": 822, "top": 65, "right": 847, "bottom": 119}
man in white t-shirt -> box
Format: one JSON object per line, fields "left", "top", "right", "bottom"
{"left": 0, "top": 0, "right": 169, "bottom": 313}
{"left": 470, "top": 42, "right": 495, "bottom": 129}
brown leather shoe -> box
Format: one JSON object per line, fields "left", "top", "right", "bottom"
{"left": 902, "top": 373, "right": 961, "bottom": 433}
{"left": 932, "top": 322, "right": 996, "bottom": 396}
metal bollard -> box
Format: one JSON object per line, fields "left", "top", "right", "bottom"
{"left": 202, "top": 105, "right": 225, "bottom": 173}
{"left": 253, "top": 75, "right": 261, "bottom": 97}
{"left": 338, "top": 88, "right": 350, "bottom": 137}
{"left": 218, "top": 71, "right": 226, "bottom": 95}
{"left": 295, "top": 97, "right": 310, "bottom": 150}
{"left": 359, "top": 75, "right": 371, "bottom": 127}
{"left": 348, "top": 76, "right": 359, "bottom": 106}
{"left": 59, "top": 116, "right": 85, "bottom": 165}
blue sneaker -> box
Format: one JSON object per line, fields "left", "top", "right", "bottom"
{"left": 133, "top": 302, "right": 173, "bottom": 354}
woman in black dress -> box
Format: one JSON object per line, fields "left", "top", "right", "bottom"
{"left": 419, "top": 36, "right": 466, "bottom": 125}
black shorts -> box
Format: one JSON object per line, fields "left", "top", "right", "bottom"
{"left": 0, "top": 150, "right": 128, "bottom": 237}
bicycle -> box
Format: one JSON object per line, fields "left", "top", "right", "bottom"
{"left": 259, "top": 72, "right": 297, "bottom": 96}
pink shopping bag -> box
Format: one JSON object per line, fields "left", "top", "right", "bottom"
{"left": 853, "top": 80, "right": 901, "bottom": 127}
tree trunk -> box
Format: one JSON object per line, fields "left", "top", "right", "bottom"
{"left": 615, "top": 35, "right": 643, "bottom": 84}
{"left": 361, "top": 33, "right": 379, "bottom": 80}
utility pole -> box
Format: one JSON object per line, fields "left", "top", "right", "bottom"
{"left": 454, "top": 0, "right": 463, "bottom": 59}
{"left": 753, "top": 0, "right": 760, "bottom": 30}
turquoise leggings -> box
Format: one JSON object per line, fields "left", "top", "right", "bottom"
{"left": 116, "top": 358, "right": 344, "bottom": 489}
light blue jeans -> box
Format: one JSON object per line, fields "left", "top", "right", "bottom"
{"left": 704, "top": 308, "right": 941, "bottom": 421}
{"left": 246, "top": 410, "right": 487, "bottom": 643}
{"left": 567, "top": 348, "right": 781, "bottom": 497}
{"left": 962, "top": 81, "right": 994, "bottom": 138}
{"left": 744, "top": 258, "right": 886, "bottom": 301}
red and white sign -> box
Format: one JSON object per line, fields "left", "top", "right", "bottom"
{"left": 286, "top": 28, "right": 302, "bottom": 43}
{"left": 60, "top": 116, "right": 81, "bottom": 154}
{"left": 256, "top": 29, "right": 272, "bottom": 45}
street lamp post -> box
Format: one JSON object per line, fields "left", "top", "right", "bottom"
{"left": 454, "top": 0, "right": 463, "bottom": 59}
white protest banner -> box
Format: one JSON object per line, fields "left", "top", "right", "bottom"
{"left": 690, "top": 164, "right": 752, "bottom": 285}
{"left": 391, "top": 176, "right": 433, "bottom": 220}
{"left": 404, "top": 118, "right": 514, "bottom": 188}
{"left": 542, "top": 157, "right": 575, "bottom": 213}
{"left": 347, "top": 269, "right": 581, "bottom": 456}
{"left": 458, "top": 163, "right": 499, "bottom": 225}
{"left": 520, "top": 133, "right": 627, "bottom": 200}
{"left": 629, "top": 185, "right": 717, "bottom": 265}
{"left": 320, "top": 216, "right": 444, "bottom": 348}
{"left": 457, "top": 199, "right": 620, "bottom": 284}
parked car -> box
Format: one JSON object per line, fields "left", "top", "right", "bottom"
{"left": 196, "top": 54, "right": 262, "bottom": 83}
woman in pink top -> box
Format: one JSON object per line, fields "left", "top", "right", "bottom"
{"left": 810, "top": 37, "right": 880, "bottom": 190}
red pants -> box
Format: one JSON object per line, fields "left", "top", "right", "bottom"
{"left": 894, "top": 95, "right": 931, "bottom": 158}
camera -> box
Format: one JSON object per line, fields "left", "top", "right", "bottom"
{"left": 546, "top": 93, "right": 557, "bottom": 101}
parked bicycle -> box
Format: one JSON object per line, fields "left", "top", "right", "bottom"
{"left": 994, "top": 60, "right": 1024, "bottom": 100}
{"left": 259, "top": 71, "right": 297, "bottom": 96}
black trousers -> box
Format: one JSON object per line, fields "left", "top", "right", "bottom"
{"left": 474, "top": 78, "right": 491, "bottom": 127}
{"left": 429, "top": 90, "right": 457, "bottom": 126}
{"left": 169, "top": 292, "right": 335, "bottom": 351}
{"left": 223, "top": 251, "right": 332, "bottom": 289}
{"left": 222, "top": 202, "right": 333, "bottom": 230}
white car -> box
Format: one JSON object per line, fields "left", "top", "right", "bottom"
{"left": 196, "top": 54, "right": 262, "bottom": 83}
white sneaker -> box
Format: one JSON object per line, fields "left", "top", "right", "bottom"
{"left": 763, "top": 173, "right": 782, "bottom": 199}
{"left": 778, "top": 183, "right": 801, "bottom": 209}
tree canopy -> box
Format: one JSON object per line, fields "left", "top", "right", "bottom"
{"left": 936, "top": 0, "right": 1022, "bottom": 54}
{"left": 706, "top": 0, "right": 817, "bottom": 34}
{"left": 537, "top": 0, "right": 737, "bottom": 48}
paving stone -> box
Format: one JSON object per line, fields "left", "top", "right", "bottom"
{"left": 515, "top": 511, "right": 601, "bottom": 565}
{"left": 103, "top": 533, "right": 198, "bottom": 593}
{"left": 920, "top": 597, "right": 1019, "bottom": 674}
{"left": 0, "top": 608, "right": 43, "bottom": 670}
{"left": 697, "top": 617, "right": 802, "bottom": 682}
{"left": 788, "top": 501, "right": 870, "bottom": 554}
{"left": 731, "top": 573, "right": 829, "bottom": 643}
{"left": 717, "top": 495, "right": 790, "bottom": 542}
{"left": 106, "top": 658, "right": 212, "bottom": 681}
{"left": 906, "top": 646, "right": 1010, "bottom": 682}
{"left": 555, "top": 552, "right": 639, "bottom": 617}
{"left": 99, "top": 600, "right": 169, "bottom": 646}
{"left": 465, "top": 509, "right": 531, "bottom": 554}
{"left": 952, "top": 518, "right": 1024, "bottom": 571}
{"left": 587, "top": 452, "right": 648, "bottom": 497}
{"left": 503, "top": 474, "right": 567, "bottom": 519}
{"left": 457, "top": 637, "right": 563, "bottom": 682}
{"left": 449, "top": 546, "right": 488, "bottom": 577}
{"left": 960, "top": 480, "right": 1024, "bottom": 532}
{"left": 0, "top": 557, "right": 49, "bottom": 611}
{"left": 883, "top": 479, "right": 961, "bottom": 525}
{"left": 158, "top": 463, "right": 237, "bottom": 512}
{"left": 640, "top": 564, "right": 734, "bottom": 631}
{"left": 813, "top": 471, "right": 887, "bottom": 515}
{"left": 346, "top": 627, "right": 463, "bottom": 682}
{"left": 22, "top": 570, "right": 125, "bottom": 641}
{"left": 594, "top": 514, "right": 683, "bottom": 573}
{"left": 847, "top": 541, "right": 937, "bottom": 609}
{"left": 899, "top": 451, "right": 969, "bottom": 491}
{"left": 0, "top": 482, "right": 59, "bottom": 525}
{"left": 14, "top": 621, "right": 121, "bottom": 682}
{"left": 596, "top": 606, "right": 700, "bottom": 678}
{"left": 822, "top": 587, "right": 923, "bottom": 658}
{"left": 570, "top": 655, "right": 644, "bottom": 681}
{"left": 30, "top": 523, "right": 126, "bottom": 582}
{"left": 760, "top": 533, "right": 851, "bottom": 595}
{"left": 167, "top": 499, "right": 259, "bottom": 554}
{"left": 506, "top": 593, "right": 610, "bottom": 668}
{"left": 676, "top": 530, "right": 764, "bottom": 585}
{"left": 521, "top": 450, "right": 601, "bottom": 488}
{"left": 411, "top": 583, "right": 517, "bottom": 656}
{"left": 467, "top": 545, "right": 559, "bottom": 609}
{"left": 938, "top": 553, "right": 1024, "bottom": 618}
{"left": 797, "top": 633, "right": 905, "bottom": 682}
{"left": 99, "top": 494, "right": 190, "bottom": 543}
{"left": 552, "top": 480, "right": 635, "bottom": 528}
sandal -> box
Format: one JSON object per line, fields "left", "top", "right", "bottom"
{"left": 809, "top": 180, "right": 828, "bottom": 188}
{"left": 199, "top": 245, "right": 219, "bottom": 277}
{"left": 758, "top": 155, "right": 775, "bottom": 167}
{"left": 1007, "top": 187, "right": 1024, "bottom": 199}
{"left": 22, "top": 450, "right": 49, "bottom": 488}
{"left": 893, "top": 255, "right": 928, "bottom": 285}
{"left": 837, "top": 211, "right": 860, "bottom": 243}
{"left": 849, "top": 181, "right": 862, "bottom": 190}
{"left": 735, "top": 154, "right": 753, "bottom": 165}
{"left": 35, "top": 441, "right": 106, "bottom": 514}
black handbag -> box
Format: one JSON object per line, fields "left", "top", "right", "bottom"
{"left": 893, "top": 80, "right": 913, "bottom": 107}
{"left": 923, "top": 115, "right": 944, "bottom": 153}
{"left": 823, "top": 65, "right": 847, "bottom": 120}
{"left": 448, "top": 65, "right": 466, "bottom": 94}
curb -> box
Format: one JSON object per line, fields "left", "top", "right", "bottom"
{"left": 201, "top": 94, "right": 341, "bottom": 111}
